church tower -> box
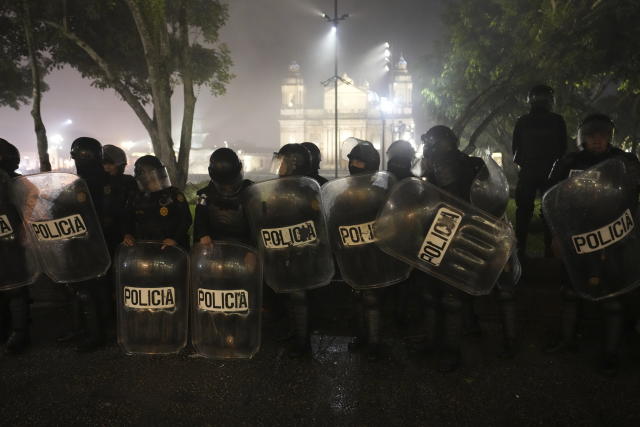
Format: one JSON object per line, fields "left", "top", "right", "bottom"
{"left": 388, "top": 55, "right": 412, "bottom": 114}
{"left": 281, "top": 61, "right": 304, "bottom": 110}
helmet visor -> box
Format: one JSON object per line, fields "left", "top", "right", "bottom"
{"left": 135, "top": 166, "right": 171, "bottom": 192}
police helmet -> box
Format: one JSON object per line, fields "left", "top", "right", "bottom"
{"left": 208, "top": 147, "right": 242, "bottom": 184}
{"left": 386, "top": 140, "right": 415, "bottom": 161}
{"left": 421, "top": 125, "right": 459, "bottom": 157}
{"left": 577, "top": 113, "right": 615, "bottom": 148}
{"left": 347, "top": 141, "right": 380, "bottom": 175}
{"left": 103, "top": 144, "right": 127, "bottom": 167}
{"left": 270, "top": 143, "right": 312, "bottom": 177}
{"left": 134, "top": 155, "right": 171, "bottom": 192}
{"left": 301, "top": 142, "right": 322, "bottom": 171}
{"left": 70, "top": 137, "right": 102, "bottom": 162}
{"left": 527, "top": 85, "right": 554, "bottom": 110}
{"left": 0, "top": 138, "right": 20, "bottom": 174}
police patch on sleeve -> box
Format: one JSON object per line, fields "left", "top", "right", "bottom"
{"left": 417, "top": 206, "right": 463, "bottom": 267}
{"left": 0, "top": 214, "right": 14, "bottom": 237}
{"left": 124, "top": 286, "right": 176, "bottom": 310}
{"left": 571, "top": 209, "right": 634, "bottom": 254}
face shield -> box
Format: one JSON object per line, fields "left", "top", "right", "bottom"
{"left": 577, "top": 119, "right": 614, "bottom": 149}
{"left": 270, "top": 153, "right": 298, "bottom": 177}
{"left": 134, "top": 165, "right": 171, "bottom": 192}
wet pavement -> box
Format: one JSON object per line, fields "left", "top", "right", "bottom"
{"left": 2, "top": 258, "right": 640, "bottom": 426}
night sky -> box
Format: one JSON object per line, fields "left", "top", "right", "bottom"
{"left": 1, "top": 0, "right": 443, "bottom": 156}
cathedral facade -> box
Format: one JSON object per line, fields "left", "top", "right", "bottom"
{"left": 279, "top": 57, "right": 415, "bottom": 172}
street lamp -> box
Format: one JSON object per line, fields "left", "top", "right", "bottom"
{"left": 321, "top": 0, "right": 349, "bottom": 178}
{"left": 380, "top": 97, "right": 394, "bottom": 168}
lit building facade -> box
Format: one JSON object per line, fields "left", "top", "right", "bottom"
{"left": 279, "top": 58, "right": 415, "bottom": 171}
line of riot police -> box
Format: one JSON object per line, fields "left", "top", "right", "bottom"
{"left": 1, "top": 114, "right": 639, "bottom": 376}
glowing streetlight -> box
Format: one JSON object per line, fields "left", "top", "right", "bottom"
{"left": 379, "top": 97, "right": 395, "bottom": 167}
{"left": 321, "top": 0, "right": 349, "bottom": 178}
{"left": 63, "top": 119, "right": 73, "bottom": 126}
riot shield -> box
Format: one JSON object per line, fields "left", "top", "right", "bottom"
{"left": 10, "top": 173, "right": 110, "bottom": 283}
{"left": 322, "top": 172, "right": 411, "bottom": 289}
{"left": 470, "top": 153, "right": 509, "bottom": 218}
{"left": 375, "top": 178, "right": 515, "bottom": 295}
{"left": 191, "top": 241, "right": 262, "bottom": 359}
{"left": 116, "top": 241, "right": 189, "bottom": 355}
{"left": 0, "top": 172, "right": 39, "bottom": 290}
{"left": 244, "top": 176, "right": 334, "bottom": 293}
{"left": 542, "top": 158, "right": 640, "bottom": 300}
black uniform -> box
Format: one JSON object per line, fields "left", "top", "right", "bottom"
{"left": 0, "top": 168, "right": 31, "bottom": 354}
{"left": 423, "top": 150, "right": 485, "bottom": 371}
{"left": 124, "top": 187, "right": 192, "bottom": 249}
{"left": 546, "top": 145, "right": 639, "bottom": 373}
{"left": 102, "top": 173, "right": 138, "bottom": 253}
{"left": 513, "top": 107, "right": 567, "bottom": 258}
{"left": 193, "top": 180, "right": 253, "bottom": 244}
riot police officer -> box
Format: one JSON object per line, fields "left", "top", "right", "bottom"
{"left": 69, "top": 137, "right": 111, "bottom": 351}
{"left": 419, "top": 126, "right": 486, "bottom": 372}
{"left": 345, "top": 141, "right": 385, "bottom": 359}
{"left": 546, "top": 114, "right": 639, "bottom": 375}
{"left": 0, "top": 139, "right": 31, "bottom": 354}
{"left": 102, "top": 145, "right": 137, "bottom": 252}
{"left": 194, "top": 148, "right": 252, "bottom": 245}
{"left": 123, "top": 155, "right": 192, "bottom": 249}
{"left": 273, "top": 143, "right": 315, "bottom": 357}
{"left": 386, "top": 139, "right": 415, "bottom": 181}
{"left": 513, "top": 85, "right": 567, "bottom": 261}
{"left": 301, "top": 142, "right": 328, "bottom": 185}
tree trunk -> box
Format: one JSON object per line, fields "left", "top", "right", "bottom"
{"left": 176, "top": 1, "right": 195, "bottom": 189}
{"left": 22, "top": 0, "right": 51, "bottom": 172}
{"left": 125, "top": 0, "right": 180, "bottom": 186}
{"left": 463, "top": 102, "right": 507, "bottom": 154}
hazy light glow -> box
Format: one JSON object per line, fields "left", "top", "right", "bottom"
{"left": 50, "top": 134, "right": 64, "bottom": 145}
{"left": 121, "top": 140, "right": 135, "bottom": 151}
{"left": 63, "top": 119, "right": 73, "bottom": 126}
{"left": 331, "top": 25, "right": 336, "bottom": 34}
{"left": 380, "top": 97, "right": 394, "bottom": 115}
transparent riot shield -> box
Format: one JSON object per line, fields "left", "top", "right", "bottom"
{"left": 0, "top": 173, "right": 39, "bottom": 290}
{"left": 542, "top": 158, "right": 640, "bottom": 300}
{"left": 244, "top": 176, "right": 334, "bottom": 293}
{"left": 116, "top": 241, "right": 189, "bottom": 355}
{"left": 375, "top": 178, "right": 515, "bottom": 295}
{"left": 322, "top": 172, "right": 411, "bottom": 289}
{"left": 191, "top": 242, "right": 262, "bottom": 359}
{"left": 470, "top": 153, "right": 509, "bottom": 218}
{"left": 10, "top": 173, "right": 110, "bottom": 283}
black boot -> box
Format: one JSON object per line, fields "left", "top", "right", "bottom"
{"left": 498, "top": 289, "right": 518, "bottom": 358}
{"left": 363, "top": 290, "right": 383, "bottom": 361}
{"left": 287, "top": 291, "right": 310, "bottom": 358}
{"left": 546, "top": 287, "right": 578, "bottom": 353}
{"left": 5, "top": 289, "right": 31, "bottom": 355}
{"left": 599, "top": 298, "right": 622, "bottom": 376}
{"left": 438, "top": 292, "right": 462, "bottom": 373}
{"left": 75, "top": 288, "right": 104, "bottom": 353}
{"left": 57, "top": 285, "right": 83, "bottom": 343}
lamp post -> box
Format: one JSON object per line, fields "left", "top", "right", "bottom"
{"left": 379, "top": 97, "right": 393, "bottom": 169}
{"left": 322, "top": 0, "right": 349, "bottom": 178}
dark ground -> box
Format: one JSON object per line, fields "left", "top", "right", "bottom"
{"left": 2, "top": 257, "right": 640, "bottom": 427}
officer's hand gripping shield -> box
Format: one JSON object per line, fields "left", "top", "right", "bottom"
{"left": 191, "top": 241, "right": 262, "bottom": 359}
{"left": 10, "top": 173, "right": 110, "bottom": 283}
{"left": 470, "top": 153, "right": 509, "bottom": 218}
{"left": 542, "top": 158, "right": 640, "bottom": 300}
{"left": 469, "top": 153, "right": 521, "bottom": 289}
{"left": 244, "top": 176, "right": 334, "bottom": 293}
{"left": 116, "top": 241, "right": 189, "bottom": 355}
{"left": 0, "top": 173, "right": 39, "bottom": 290}
{"left": 375, "top": 178, "right": 515, "bottom": 295}
{"left": 321, "top": 172, "right": 411, "bottom": 289}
